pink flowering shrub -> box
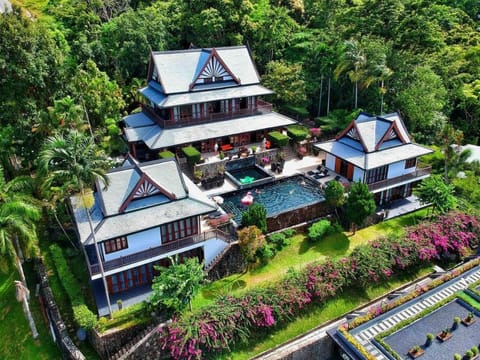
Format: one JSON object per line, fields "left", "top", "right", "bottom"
{"left": 158, "top": 212, "right": 479, "bottom": 359}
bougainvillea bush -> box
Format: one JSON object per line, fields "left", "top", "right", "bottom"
{"left": 157, "top": 212, "right": 480, "bottom": 359}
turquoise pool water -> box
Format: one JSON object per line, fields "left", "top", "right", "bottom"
{"left": 220, "top": 175, "right": 324, "bottom": 224}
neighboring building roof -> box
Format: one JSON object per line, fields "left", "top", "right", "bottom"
{"left": 316, "top": 140, "right": 433, "bottom": 170}
{"left": 70, "top": 159, "right": 217, "bottom": 245}
{"left": 141, "top": 83, "right": 273, "bottom": 108}
{"left": 150, "top": 46, "right": 261, "bottom": 95}
{"left": 452, "top": 144, "right": 480, "bottom": 163}
{"left": 124, "top": 112, "right": 296, "bottom": 150}
{"left": 315, "top": 112, "right": 433, "bottom": 169}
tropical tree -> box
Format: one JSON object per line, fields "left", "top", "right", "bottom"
{"left": 0, "top": 166, "right": 40, "bottom": 338}
{"left": 237, "top": 225, "right": 264, "bottom": 267}
{"left": 334, "top": 39, "right": 367, "bottom": 109}
{"left": 150, "top": 256, "right": 205, "bottom": 313}
{"left": 324, "top": 179, "right": 345, "bottom": 218}
{"left": 344, "top": 181, "right": 376, "bottom": 234}
{"left": 38, "top": 129, "right": 113, "bottom": 317}
{"left": 414, "top": 175, "right": 457, "bottom": 217}
{"left": 241, "top": 202, "right": 267, "bottom": 234}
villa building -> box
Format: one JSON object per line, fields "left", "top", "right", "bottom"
{"left": 70, "top": 156, "right": 231, "bottom": 315}
{"left": 315, "top": 112, "right": 433, "bottom": 205}
{"left": 122, "top": 45, "right": 296, "bottom": 161}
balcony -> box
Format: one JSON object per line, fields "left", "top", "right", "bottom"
{"left": 367, "top": 166, "right": 431, "bottom": 192}
{"left": 88, "top": 229, "right": 232, "bottom": 276}
{"left": 143, "top": 100, "right": 273, "bottom": 129}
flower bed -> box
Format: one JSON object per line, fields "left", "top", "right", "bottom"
{"left": 157, "top": 212, "right": 480, "bottom": 359}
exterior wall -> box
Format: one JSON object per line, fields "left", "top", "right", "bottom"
{"left": 325, "top": 153, "right": 335, "bottom": 171}
{"left": 204, "top": 238, "right": 229, "bottom": 266}
{"left": 387, "top": 160, "right": 413, "bottom": 179}
{"left": 103, "top": 227, "right": 160, "bottom": 262}
{"left": 353, "top": 167, "right": 364, "bottom": 182}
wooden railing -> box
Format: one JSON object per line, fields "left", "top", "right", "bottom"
{"left": 367, "top": 166, "right": 432, "bottom": 192}
{"left": 143, "top": 100, "right": 273, "bottom": 129}
{"left": 89, "top": 229, "right": 234, "bottom": 276}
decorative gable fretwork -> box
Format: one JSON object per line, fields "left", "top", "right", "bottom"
{"left": 375, "top": 121, "right": 407, "bottom": 150}
{"left": 189, "top": 48, "right": 240, "bottom": 90}
{"left": 347, "top": 127, "right": 360, "bottom": 140}
{"left": 118, "top": 172, "right": 176, "bottom": 213}
{"left": 133, "top": 179, "right": 160, "bottom": 198}
{"left": 387, "top": 128, "right": 397, "bottom": 140}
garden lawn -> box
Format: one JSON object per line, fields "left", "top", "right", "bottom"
{"left": 223, "top": 265, "right": 434, "bottom": 360}
{"left": 0, "top": 266, "right": 60, "bottom": 360}
{"left": 194, "top": 209, "right": 428, "bottom": 308}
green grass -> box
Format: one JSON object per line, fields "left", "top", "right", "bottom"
{"left": 194, "top": 209, "right": 429, "bottom": 309}
{"left": 222, "top": 265, "right": 434, "bottom": 360}
{"left": 0, "top": 265, "right": 61, "bottom": 360}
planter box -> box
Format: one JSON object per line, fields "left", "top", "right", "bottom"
{"left": 436, "top": 332, "right": 452, "bottom": 342}
{"left": 462, "top": 318, "right": 476, "bottom": 326}
{"left": 408, "top": 348, "right": 424, "bottom": 358}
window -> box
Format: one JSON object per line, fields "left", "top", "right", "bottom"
{"left": 405, "top": 158, "right": 416, "bottom": 169}
{"left": 366, "top": 165, "right": 388, "bottom": 184}
{"left": 161, "top": 217, "right": 199, "bottom": 243}
{"left": 104, "top": 237, "right": 128, "bottom": 254}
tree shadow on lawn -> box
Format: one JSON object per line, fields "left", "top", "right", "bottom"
{"left": 298, "top": 232, "right": 350, "bottom": 257}
{"left": 201, "top": 274, "right": 247, "bottom": 300}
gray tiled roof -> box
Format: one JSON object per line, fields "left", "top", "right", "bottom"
{"left": 151, "top": 46, "right": 261, "bottom": 94}
{"left": 71, "top": 160, "right": 217, "bottom": 244}
{"left": 143, "top": 84, "right": 273, "bottom": 108}
{"left": 124, "top": 112, "right": 297, "bottom": 150}
{"left": 315, "top": 141, "right": 432, "bottom": 170}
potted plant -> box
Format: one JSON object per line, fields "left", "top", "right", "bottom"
{"left": 251, "top": 145, "right": 257, "bottom": 154}
{"left": 465, "top": 350, "right": 474, "bottom": 359}
{"left": 219, "top": 151, "right": 225, "bottom": 160}
{"left": 437, "top": 327, "right": 452, "bottom": 342}
{"left": 261, "top": 157, "right": 270, "bottom": 167}
{"left": 297, "top": 146, "right": 307, "bottom": 159}
{"left": 193, "top": 169, "right": 204, "bottom": 183}
{"left": 463, "top": 312, "right": 476, "bottom": 326}
{"left": 454, "top": 354, "right": 462, "bottom": 360}
{"left": 453, "top": 316, "right": 461, "bottom": 330}
{"left": 409, "top": 345, "right": 424, "bottom": 358}
{"left": 425, "top": 333, "right": 434, "bottom": 347}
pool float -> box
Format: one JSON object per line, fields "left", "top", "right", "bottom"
{"left": 241, "top": 191, "right": 254, "bottom": 206}
{"left": 240, "top": 176, "right": 255, "bottom": 184}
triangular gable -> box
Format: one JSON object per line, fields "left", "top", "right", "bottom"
{"left": 336, "top": 120, "right": 368, "bottom": 152}
{"left": 189, "top": 48, "right": 240, "bottom": 90}
{"left": 118, "top": 171, "right": 177, "bottom": 213}
{"left": 375, "top": 121, "right": 407, "bottom": 150}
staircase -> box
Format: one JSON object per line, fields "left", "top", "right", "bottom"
{"left": 109, "top": 323, "right": 157, "bottom": 360}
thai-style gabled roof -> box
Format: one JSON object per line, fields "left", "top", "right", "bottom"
{"left": 71, "top": 158, "right": 217, "bottom": 245}
{"left": 336, "top": 112, "right": 411, "bottom": 153}
{"left": 148, "top": 46, "right": 261, "bottom": 95}
{"left": 316, "top": 112, "right": 433, "bottom": 170}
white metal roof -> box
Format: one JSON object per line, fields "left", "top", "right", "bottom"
{"left": 315, "top": 141, "right": 433, "bottom": 170}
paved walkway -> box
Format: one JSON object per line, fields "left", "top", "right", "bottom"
{"left": 353, "top": 266, "right": 480, "bottom": 359}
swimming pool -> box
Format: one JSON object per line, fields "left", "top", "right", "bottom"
{"left": 220, "top": 175, "right": 325, "bottom": 224}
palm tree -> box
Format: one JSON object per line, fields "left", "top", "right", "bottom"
{"left": 39, "top": 129, "right": 113, "bottom": 317}
{"left": 334, "top": 39, "right": 367, "bottom": 109}
{"left": 0, "top": 166, "right": 40, "bottom": 338}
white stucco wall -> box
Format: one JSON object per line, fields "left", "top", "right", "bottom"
{"left": 353, "top": 167, "right": 364, "bottom": 182}
{"left": 387, "top": 160, "right": 415, "bottom": 179}
{"left": 103, "top": 227, "right": 161, "bottom": 261}
{"left": 325, "top": 153, "right": 335, "bottom": 170}
{"left": 203, "top": 238, "right": 229, "bottom": 266}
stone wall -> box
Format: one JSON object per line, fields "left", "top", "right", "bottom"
{"left": 89, "top": 322, "right": 154, "bottom": 359}
{"left": 207, "top": 244, "right": 246, "bottom": 281}
{"left": 35, "top": 258, "right": 86, "bottom": 360}
{"left": 267, "top": 201, "right": 331, "bottom": 233}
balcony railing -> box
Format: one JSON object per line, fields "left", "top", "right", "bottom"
{"left": 88, "top": 229, "right": 233, "bottom": 276}
{"left": 367, "top": 166, "right": 432, "bottom": 192}
{"left": 143, "top": 100, "right": 273, "bottom": 129}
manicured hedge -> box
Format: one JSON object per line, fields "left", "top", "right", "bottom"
{"left": 159, "top": 150, "right": 175, "bottom": 159}
{"left": 287, "top": 125, "right": 309, "bottom": 142}
{"left": 50, "top": 244, "right": 98, "bottom": 329}
{"left": 182, "top": 146, "right": 201, "bottom": 165}
{"left": 267, "top": 131, "right": 289, "bottom": 147}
